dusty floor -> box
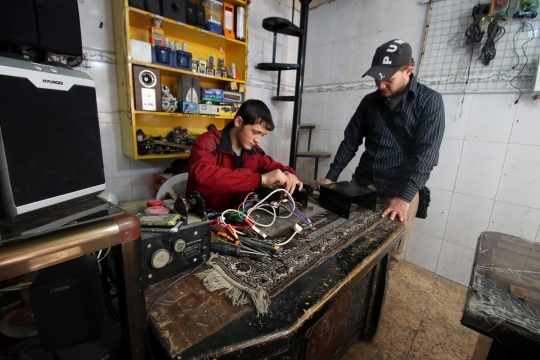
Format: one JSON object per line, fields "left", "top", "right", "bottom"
{"left": 343, "top": 261, "right": 479, "bottom": 360}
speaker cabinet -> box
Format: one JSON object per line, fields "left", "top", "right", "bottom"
{"left": 186, "top": 1, "right": 196, "bottom": 25}
{"left": 162, "top": 0, "right": 186, "bottom": 23}
{"left": 0, "top": 0, "right": 39, "bottom": 47}
{"left": 133, "top": 65, "right": 161, "bottom": 111}
{"left": 0, "top": 56, "right": 105, "bottom": 219}
{"left": 128, "top": 0, "right": 145, "bottom": 10}
{"left": 34, "top": 0, "right": 82, "bottom": 56}
{"left": 145, "top": 0, "right": 161, "bottom": 15}
{"left": 177, "top": 75, "right": 192, "bottom": 102}
{"left": 192, "top": 77, "right": 201, "bottom": 103}
{"left": 29, "top": 255, "right": 105, "bottom": 350}
{"left": 54, "top": 320, "right": 122, "bottom": 360}
{"left": 195, "top": 3, "right": 206, "bottom": 28}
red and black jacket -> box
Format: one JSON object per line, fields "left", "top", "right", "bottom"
{"left": 186, "top": 121, "right": 295, "bottom": 211}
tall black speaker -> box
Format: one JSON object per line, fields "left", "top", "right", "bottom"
{"left": 0, "top": 0, "right": 39, "bottom": 47}
{"left": 29, "top": 255, "right": 105, "bottom": 350}
{"left": 0, "top": 56, "right": 105, "bottom": 220}
{"left": 162, "top": 0, "right": 186, "bottom": 23}
{"left": 185, "top": 1, "right": 196, "bottom": 25}
{"left": 34, "top": 0, "right": 82, "bottom": 56}
{"left": 195, "top": 3, "right": 206, "bottom": 28}
{"left": 145, "top": 0, "right": 161, "bottom": 15}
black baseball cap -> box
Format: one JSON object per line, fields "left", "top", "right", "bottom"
{"left": 362, "top": 39, "right": 412, "bottom": 81}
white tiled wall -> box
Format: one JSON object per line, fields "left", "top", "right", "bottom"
{"left": 78, "top": 0, "right": 297, "bottom": 203}
{"left": 83, "top": 0, "right": 540, "bottom": 286}
{"left": 301, "top": 0, "right": 540, "bottom": 286}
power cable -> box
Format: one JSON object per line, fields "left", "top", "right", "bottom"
{"left": 480, "top": 19, "right": 505, "bottom": 65}
{"left": 510, "top": 22, "right": 535, "bottom": 104}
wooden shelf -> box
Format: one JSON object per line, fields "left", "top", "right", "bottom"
{"left": 112, "top": 0, "right": 248, "bottom": 160}
{"left": 134, "top": 110, "right": 235, "bottom": 120}
{"left": 128, "top": 6, "right": 247, "bottom": 46}
{"left": 137, "top": 153, "right": 190, "bottom": 160}
{"left": 130, "top": 60, "right": 245, "bottom": 84}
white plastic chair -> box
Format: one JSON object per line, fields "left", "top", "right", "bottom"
{"left": 155, "top": 173, "right": 188, "bottom": 201}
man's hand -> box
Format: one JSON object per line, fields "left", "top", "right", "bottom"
{"left": 261, "top": 169, "right": 288, "bottom": 188}
{"left": 317, "top": 178, "right": 333, "bottom": 189}
{"left": 381, "top": 197, "right": 410, "bottom": 222}
{"left": 283, "top": 171, "right": 302, "bottom": 195}
{"left": 261, "top": 170, "right": 302, "bottom": 195}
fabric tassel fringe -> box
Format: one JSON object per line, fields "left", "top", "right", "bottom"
{"left": 196, "top": 253, "right": 270, "bottom": 316}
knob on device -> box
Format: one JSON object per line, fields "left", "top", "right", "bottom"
{"left": 141, "top": 221, "right": 211, "bottom": 286}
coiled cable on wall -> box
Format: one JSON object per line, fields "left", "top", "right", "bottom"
{"left": 480, "top": 19, "right": 505, "bottom": 65}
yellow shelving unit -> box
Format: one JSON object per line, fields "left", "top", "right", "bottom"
{"left": 112, "top": 0, "right": 248, "bottom": 160}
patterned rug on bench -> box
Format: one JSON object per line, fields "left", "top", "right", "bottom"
{"left": 196, "top": 205, "right": 384, "bottom": 315}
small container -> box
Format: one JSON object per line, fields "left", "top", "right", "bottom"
{"left": 153, "top": 45, "right": 173, "bottom": 67}
{"left": 235, "top": 6, "right": 245, "bottom": 41}
{"left": 202, "top": 0, "right": 223, "bottom": 35}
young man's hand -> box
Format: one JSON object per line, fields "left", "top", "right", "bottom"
{"left": 381, "top": 197, "right": 410, "bottom": 222}
{"left": 317, "top": 178, "right": 333, "bottom": 189}
{"left": 283, "top": 171, "right": 302, "bottom": 195}
{"left": 261, "top": 170, "right": 302, "bottom": 195}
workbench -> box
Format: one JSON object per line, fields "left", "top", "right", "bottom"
{"left": 145, "top": 205, "right": 404, "bottom": 359}
{"left": 462, "top": 231, "right": 540, "bottom": 360}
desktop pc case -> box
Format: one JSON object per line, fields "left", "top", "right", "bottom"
{"left": 0, "top": 56, "right": 105, "bottom": 220}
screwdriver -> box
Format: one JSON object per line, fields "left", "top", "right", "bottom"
{"left": 210, "top": 242, "right": 266, "bottom": 261}
{"left": 241, "top": 237, "right": 283, "bottom": 254}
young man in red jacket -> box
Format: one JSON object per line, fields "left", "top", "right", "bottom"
{"left": 186, "top": 99, "right": 302, "bottom": 211}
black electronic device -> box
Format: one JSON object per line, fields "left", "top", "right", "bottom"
{"left": 145, "top": 0, "right": 162, "bottom": 15}
{"left": 34, "top": 0, "right": 83, "bottom": 56}
{"left": 0, "top": 1, "right": 39, "bottom": 47}
{"left": 54, "top": 320, "right": 121, "bottom": 360}
{"left": 319, "top": 181, "right": 377, "bottom": 218}
{"left": 0, "top": 56, "right": 105, "bottom": 220}
{"left": 162, "top": 0, "right": 186, "bottom": 23}
{"left": 185, "top": 1, "right": 196, "bottom": 25}
{"left": 129, "top": 0, "right": 145, "bottom": 10}
{"left": 256, "top": 184, "right": 312, "bottom": 208}
{"left": 195, "top": 3, "right": 207, "bottom": 28}
{"left": 178, "top": 75, "right": 193, "bottom": 102}
{"left": 141, "top": 220, "right": 211, "bottom": 286}
{"left": 255, "top": 186, "right": 282, "bottom": 204}
{"left": 29, "top": 255, "right": 105, "bottom": 350}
